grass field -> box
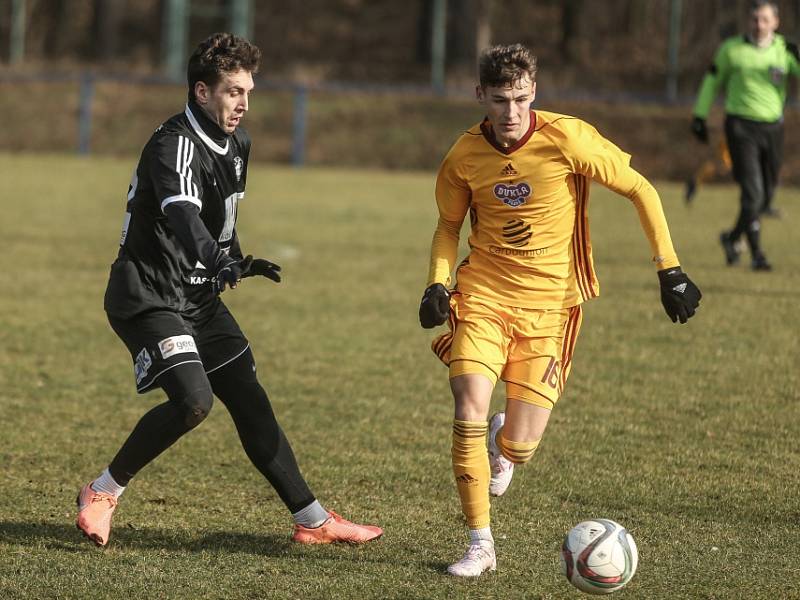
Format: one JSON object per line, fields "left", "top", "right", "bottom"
{"left": 1, "top": 152, "right": 798, "bottom": 599}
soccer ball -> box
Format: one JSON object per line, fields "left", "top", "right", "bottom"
{"left": 559, "top": 519, "right": 638, "bottom": 595}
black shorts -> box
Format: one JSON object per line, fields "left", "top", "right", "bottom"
{"left": 108, "top": 300, "right": 249, "bottom": 393}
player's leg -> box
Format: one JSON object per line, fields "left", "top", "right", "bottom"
{"left": 495, "top": 305, "right": 583, "bottom": 495}
{"left": 724, "top": 116, "right": 765, "bottom": 267}
{"left": 487, "top": 398, "right": 550, "bottom": 497}
{"left": 78, "top": 364, "right": 212, "bottom": 546}
{"left": 447, "top": 372, "right": 497, "bottom": 576}
{"left": 77, "top": 312, "right": 210, "bottom": 546}
{"left": 107, "top": 363, "right": 213, "bottom": 484}
{"left": 200, "top": 303, "right": 381, "bottom": 544}
{"left": 451, "top": 372, "right": 495, "bottom": 532}
{"left": 437, "top": 294, "right": 509, "bottom": 576}
{"left": 486, "top": 399, "right": 552, "bottom": 496}
{"left": 758, "top": 121, "right": 784, "bottom": 220}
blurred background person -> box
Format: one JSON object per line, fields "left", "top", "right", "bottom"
{"left": 691, "top": 0, "right": 800, "bottom": 271}
{"left": 685, "top": 138, "right": 733, "bottom": 205}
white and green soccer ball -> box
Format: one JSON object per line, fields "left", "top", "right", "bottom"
{"left": 559, "top": 519, "right": 638, "bottom": 595}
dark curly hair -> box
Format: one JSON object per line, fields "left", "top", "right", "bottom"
{"left": 187, "top": 33, "right": 261, "bottom": 101}
{"left": 478, "top": 44, "right": 537, "bottom": 89}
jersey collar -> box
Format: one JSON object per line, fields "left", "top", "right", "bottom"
{"left": 744, "top": 33, "right": 776, "bottom": 49}
{"left": 185, "top": 102, "right": 230, "bottom": 155}
{"left": 480, "top": 111, "right": 537, "bottom": 155}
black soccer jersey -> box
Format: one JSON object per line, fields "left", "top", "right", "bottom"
{"left": 104, "top": 100, "right": 251, "bottom": 319}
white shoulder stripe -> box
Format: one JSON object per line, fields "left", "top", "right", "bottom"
{"left": 161, "top": 195, "right": 202, "bottom": 212}
{"left": 176, "top": 135, "right": 184, "bottom": 192}
{"left": 175, "top": 135, "right": 199, "bottom": 201}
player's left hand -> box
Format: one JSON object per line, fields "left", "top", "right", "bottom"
{"left": 239, "top": 255, "right": 282, "bottom": 283}
{"left": 658, "top": 267, "right": 701, "bottom": 324}
{"left": 213, "top": 257, "right": 243, "bottom": 295}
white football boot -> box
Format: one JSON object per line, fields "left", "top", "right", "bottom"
{"left": 447, "top": 540, "right": 497, "bottom": 577}
{"left": 488, "top": 412, "right": 514, "bottom": 497}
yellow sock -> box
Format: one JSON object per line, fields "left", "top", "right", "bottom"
{"left": 497, "top": 432, "right": 540, "bottom": 464}
{"left": 452, "top": 419, "right": 490, "bottom": 529}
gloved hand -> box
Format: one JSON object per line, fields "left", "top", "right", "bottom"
{"left": 213, "top": 256, "right": 243, "bottom": 295}
{"left": 419, "top": 283, "right": 451, "bottom": 329}
{"left": 690, "top": 117, "right": 709, "bottom": 144}
{"left": 658, "top": 267, "right": 702, "bottom": 324}
{"left": 239, "top": 255, "right": 281, "bottom": 283}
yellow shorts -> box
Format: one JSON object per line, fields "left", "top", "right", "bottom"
{"left": 432, "top": 293, "right": 583, "bottom": 410}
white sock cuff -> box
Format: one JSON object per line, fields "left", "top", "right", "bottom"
{"left": 469, "top": 527, "right": 494, "bottom": 544}
{"left": 292, "top": 500, "right": 328, "bottom": 528}
{"left": 91, "top": 468, "right": 126, "bottom": 498}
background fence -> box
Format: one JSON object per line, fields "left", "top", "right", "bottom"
{"left": 3, "top": 0, "right": 800, "bottom": 181}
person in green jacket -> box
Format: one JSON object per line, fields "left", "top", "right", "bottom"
{"left": 691, "top": 0, "right": 800, "bottom": 271}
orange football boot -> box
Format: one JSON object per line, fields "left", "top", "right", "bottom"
{"left": 76, "top": 483, "right": 118, "bottom": 547}
{"left": 291, "top": 511, "right": 382, "bottom": 544}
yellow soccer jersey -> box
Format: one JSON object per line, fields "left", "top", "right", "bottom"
{"left": 427, "top": 110, "right": 679, "bottom": 309}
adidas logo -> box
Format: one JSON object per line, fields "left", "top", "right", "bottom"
{"left": 673, "top": 283, "right": 687, "bottom": 293}
{"left": 501, "top": 162, "right": 518, "bottom": 176}
{"left": 456, "top": 473, "right": 478, "bottom": 485}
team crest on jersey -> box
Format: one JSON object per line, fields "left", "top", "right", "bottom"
{"left": 769, "top": 66, "right": 786, "bottom": 85}
{"left": 233, "top": 156, "right": 243, "bottom": 182}
{"left": 494, "top": 182, "right": 531, "bottom": 207}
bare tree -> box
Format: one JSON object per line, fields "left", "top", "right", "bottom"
{"left": 561, "top": 0, "right": 582, "bottom": 63}
{"left": 89, "top": 0, "right": 125, "bottom": 62}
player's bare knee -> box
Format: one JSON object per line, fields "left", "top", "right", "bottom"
{"left": 451, "top": 373, "right": 495, "bottom": 421}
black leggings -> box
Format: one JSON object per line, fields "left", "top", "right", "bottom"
{"left": 108, "top": 348, "right": 316, "bottom": 513}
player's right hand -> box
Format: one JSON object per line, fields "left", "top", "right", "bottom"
{"left": 213, "top": 257, "right": 243, "bottom": 295}
{"left": 690, "top": 117, "right": 708, "bottom": 144}
{"left": 419, "top": 283, "right": 450, "bottom": 329}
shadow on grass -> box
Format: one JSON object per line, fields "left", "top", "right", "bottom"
{"left": 0, "top": 520, "right": 289, "bottom": 555}
{"left": 424, "top": 561, "right": 450, "bottom": 575}
{"left": 0, "top": 520, "right": 400, "bottom": 566}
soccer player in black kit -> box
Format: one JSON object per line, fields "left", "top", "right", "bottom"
{"left": 76, "top": 33, "right": 382, "bottom": 547}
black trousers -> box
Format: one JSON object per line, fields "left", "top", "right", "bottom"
{"left": 724, "top": 115, "right": 783, "bottom": 258}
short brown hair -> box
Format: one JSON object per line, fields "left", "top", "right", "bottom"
{"left": 750, "top": 0, "right": 778, "bottom": 15}
{"left": 187, "top": 33, "right": 261, "bottom": 100}
{"left": 479, "top": 44, "right": 537, "bottom": 88}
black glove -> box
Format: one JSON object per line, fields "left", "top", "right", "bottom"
{"left": 690, "top": 117, "right": 709, "bottom": 144}
{"left": 212, "top": 256, "right": 243, "bottom": 295}
{"left": 658, "top": 267, "right": 702, "bottom": 324}
{"left": 239, "top": 255, "right": 281, "bottom": 283}
{"left": 419, "top": 283, "right": 451, "bottom": 329}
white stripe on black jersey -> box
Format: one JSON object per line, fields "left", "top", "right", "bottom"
{"left": 104, "top": 100, "right": 251, "bottom": 320}
{"left": 161, "top": 136, "right": 202, "bottom": 211}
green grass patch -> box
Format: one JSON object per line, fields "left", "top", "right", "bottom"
{"left": 1, "top": 153, "right": 798, "bottom": 599}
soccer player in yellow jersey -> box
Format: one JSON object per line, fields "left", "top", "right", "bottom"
{"left": 418, "top": 44, "right": 702, "bottom": 577}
